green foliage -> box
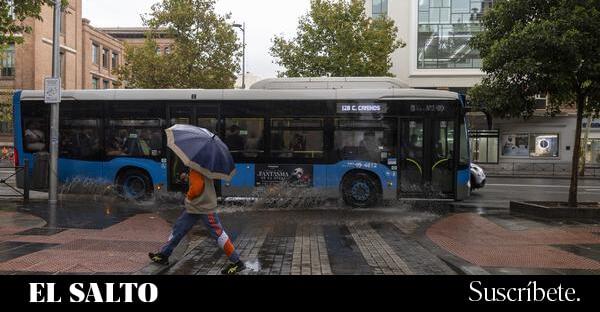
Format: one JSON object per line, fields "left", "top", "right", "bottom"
{"left": 0, "top": 0, "right": 69, "bottom": 47}
{"left": 115, "top": 0, "right": 241, "bottom": 89}
{"left": 468, "top": 0, "right": 600, "bottom": 205}
{"left": 468, "top": 0, "right": 600, "bottom": 118}
{"left": 0, "top": 91, "right": 13, "bottom": 123}
{"left": 270, "top": 0, "right": 404, "bottom": 78}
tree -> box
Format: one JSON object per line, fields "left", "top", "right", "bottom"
{"left": 469, "top": 0, "right": 600, "bottom": 206}
{"left": 270, "top": 0, "right": 404, "bottom": 78}
{"left": 115, "top": 0, "right": 241, "bottom": 89}
{"left": 0, "top": 0, "right": 69, "bottom": 47}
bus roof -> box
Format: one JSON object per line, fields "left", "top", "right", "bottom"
{"left": 18, "top": 88, "right": 459, "bottom": 102}
{"left": 250, "top": 77, "right": 410, "bottom": 90}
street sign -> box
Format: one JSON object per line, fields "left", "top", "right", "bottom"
{"left": 44, "top": 77, "right": 61, "bottom": 103}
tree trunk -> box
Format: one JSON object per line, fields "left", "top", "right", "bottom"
{"left": 580, "top": 111, "right": 592, "bottom": 176}
{"left": 568, "top": 94, "right": 585, "bottom": 207}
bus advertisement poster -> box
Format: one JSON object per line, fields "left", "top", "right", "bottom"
{"left": 255, "top": 164, "right": 313, "bottom": 187}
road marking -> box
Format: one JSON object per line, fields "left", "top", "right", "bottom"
{"left": 487, "top": 184, "right": 600, "bottom": 189}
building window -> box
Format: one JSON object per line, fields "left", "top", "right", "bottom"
{"left": 0, "top": 44, "right": 15, "bottom": 77}
{"left": 584, "top": 139, "right": 600, "bottom": 165}
{"left": 164, "top": 47, "right": 170, "bottom": 54}
{"left": 60, "top": 51, "right": 66, "bottom": 88}
{"left": 469, "top": 130, "right": 499, "bottom": 164}
{"left": 417, "top": 0, "right": 494, "bottom": 69}
{"left": 111, "top": 52, "right": 119, "bottom": 69}
{"left": 7, "top": 0, "right": 15, "bottom": 20}
{"left": 500, "top": 132, "right": 559, "bottom": 158}
{"left": 102, "top": 48, "right": 109, "bottom": 69}
{"left": 92, "top": 43, "right": 100, "bottom": 65}
{"left": 91, "top": 76, "right": 100, "bottom": 89}
{"left": 60, "top": 10, "right": 67, "bottom": 35}
{"left": 530, "top": 134, "right": 559, "bottom": 158}
{"left": 501, "top": 133, "right": 529, "bottom": 157}
{"left": 372, "top": 0, "right": 388, "bottom": 19}
{"left": 103, "top": 80, "right": 110, "bottom": 89}
{"left": 534, "top": 94, "right": 547, "bottom": 110}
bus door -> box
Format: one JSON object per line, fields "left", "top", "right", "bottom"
{"left": 398, "top": 119, "right": 425, "bottom": 195}
{"left": 430, "top": 119, "right": 456, "bottom": 196}
{"left": 167, "top": 104, "right": 219, "bottom": 192}
{"left": 398, "top": 119, "right": 455, "bottom": 198}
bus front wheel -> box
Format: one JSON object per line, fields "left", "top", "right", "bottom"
{"left": 117, "top": 169, "right": 153, "bottom": 200}
{"left": 342, "top": 173, "right": 380, "bottom": 208}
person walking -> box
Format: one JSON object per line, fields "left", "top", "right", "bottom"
{"left": 149, "top": 170, "right": 245, "bottom": 275}
{"left": 149, "top": 124, "right": 244, "bottom": 275}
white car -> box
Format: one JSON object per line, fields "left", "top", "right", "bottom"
{"left": 470, "top": 163, "right": 486, "bottom": 190}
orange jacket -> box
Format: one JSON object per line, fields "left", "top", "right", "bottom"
{"left": 187, "top": 170, "right": 206, "bottom": 201}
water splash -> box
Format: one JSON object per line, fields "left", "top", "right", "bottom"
{"left": 244, "top": 259, "right": 261, "bottom": 273}
{"left": 55, "top": 178, "right": 453, "bottom": 215}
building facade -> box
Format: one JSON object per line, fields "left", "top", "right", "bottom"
{"left": 100, "top": 27, "right": 174, "bottom": 54}
{"left": 0, "top": 0, "right": 125, "bottom": 92}
{"left": 367, "top": 0, "right": 598, "bottom": 175}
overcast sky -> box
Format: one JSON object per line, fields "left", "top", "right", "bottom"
{"left": 82, "top": 0, "right": 311, "bottom": 78}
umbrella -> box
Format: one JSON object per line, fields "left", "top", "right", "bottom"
{"left": 165, "top": 124, "right": 236, "bottom": 181}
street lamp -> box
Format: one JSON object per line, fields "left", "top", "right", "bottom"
{"left": 233, "top": 23, "right": 245, "bottom": 89}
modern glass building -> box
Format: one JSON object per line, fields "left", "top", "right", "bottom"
{"left": 365, "top": 1, "right": 593, "bottom": 174}
{"left": 417, "top": 0, "right": 493, "bottom": 69}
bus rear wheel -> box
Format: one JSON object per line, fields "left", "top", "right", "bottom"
{"left": 117, "top": 169, "right": 153, "bottom": 200}
{"left": 342, "top": 173, "right": 379, "bottom": 208}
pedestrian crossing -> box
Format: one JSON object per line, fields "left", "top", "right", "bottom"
{"left": 163, "top": 221, "right": 455, "bottom": 275}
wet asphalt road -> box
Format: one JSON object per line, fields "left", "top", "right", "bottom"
{"left": 461, "top": 177, "right": 600, "bottom": 209}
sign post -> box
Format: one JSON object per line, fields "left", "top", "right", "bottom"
{"left": 48, "top": 1, "right": 62, "bottom": 205}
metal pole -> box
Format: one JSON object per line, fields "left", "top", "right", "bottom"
{"left": 24, "top": 159, "right": 29, "bottom": 203}
{"left": 242, "top": 23, "right": 246, "bottom": 89}
{"left": 49, "top": 0, "right": 61, "bottom": 204}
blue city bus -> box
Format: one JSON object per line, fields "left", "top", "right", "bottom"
{"left": 13, "top": 78, "right": 471, "bottom": 207}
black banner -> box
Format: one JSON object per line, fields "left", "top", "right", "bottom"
{"left": 0, "top": 275, "right": 598, "bottom": 308}
{"left": 255, "top": 164, "right": 313, "bottom": 187}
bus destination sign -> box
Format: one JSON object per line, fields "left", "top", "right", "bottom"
{"left": 337, "top": 103, "right": 388, "bottom": 114}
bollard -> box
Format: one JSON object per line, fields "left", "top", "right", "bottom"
{"left": 23, "top": 159, "right": 30, "bottom": 203}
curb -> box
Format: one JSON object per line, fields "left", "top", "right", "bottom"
{"left": 413, "top": 213, "right": 490, "bottom": 276}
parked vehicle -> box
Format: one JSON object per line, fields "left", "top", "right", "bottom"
{"left": 470, "top": 163, "right": 486, "bottom": 190}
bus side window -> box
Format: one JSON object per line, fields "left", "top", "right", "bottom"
{"left": 107, "top": 120, "right": 164, "bottom": 158}
{"left": 225, "top": 118, "right": 264, "bottom": 158}
{"left": 60, "top": 119, "right": 101, "bottom": 160}
{"left": 22, "top": 101, "right": 49, "bottom": 153}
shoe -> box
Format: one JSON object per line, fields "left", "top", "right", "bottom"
{"left": 148, "top": 252, "right": 169, "bottom": 265}
{"left": 221, "top": 261, "right": 246, "bottom": 275}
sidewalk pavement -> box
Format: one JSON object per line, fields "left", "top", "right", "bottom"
{"left": 1, "top": 201, "right": 599, "bottom": 275}
{"left": 427, "top": 213, "right": 600, "bottom": 274}
{"left": 0, "top": 210, "right": 173, "bottom": 274}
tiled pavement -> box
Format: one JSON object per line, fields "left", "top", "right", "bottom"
{"left": 163, "top": 213, "right": 456, "bottom": 275}
{"left": 2, "top": 206, "right": 600, "bottom": 275}
{"left": 427, "top": 213, "right": 600, "bottom": 271}
{"left": 0, "top": 211, "right": 171, "bottom": 274}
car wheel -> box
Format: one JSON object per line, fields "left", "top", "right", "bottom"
{"left": 342, "top": 173, "right": 379, "bottom": 208}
